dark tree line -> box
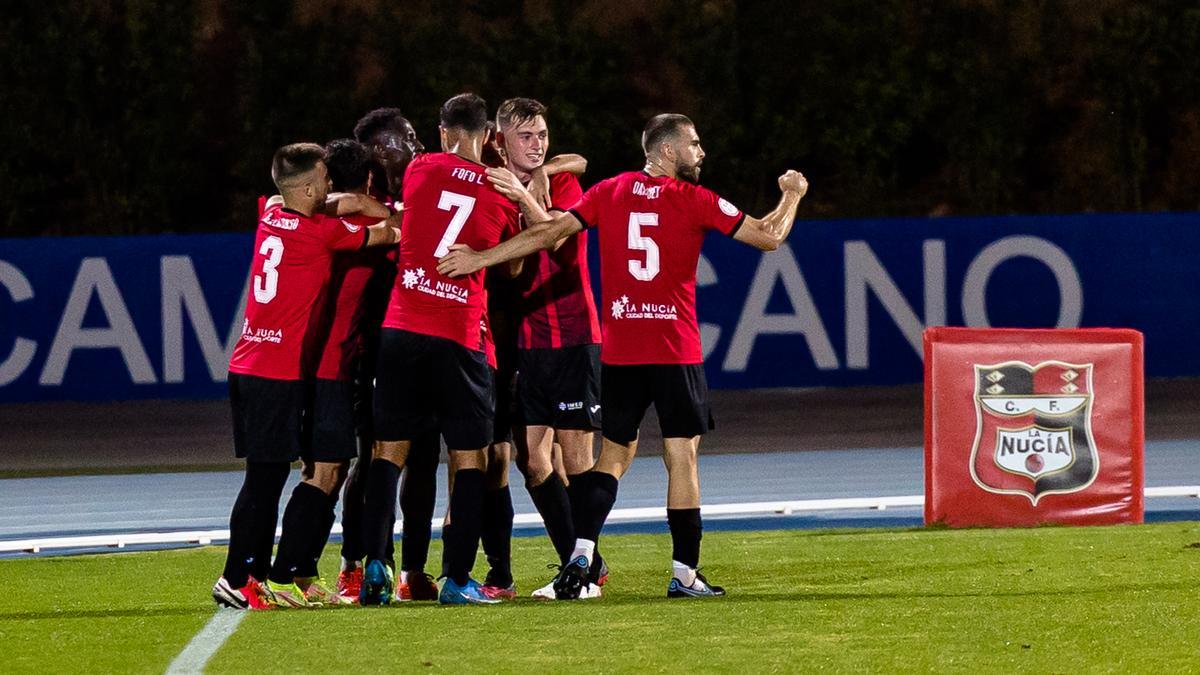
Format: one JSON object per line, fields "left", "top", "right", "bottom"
{"left": 3, "top": 0, "right": 1198, "bottom": 236}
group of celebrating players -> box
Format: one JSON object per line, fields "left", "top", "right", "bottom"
{"left": 211, "top": 92, "right": 808, "bottom": 609}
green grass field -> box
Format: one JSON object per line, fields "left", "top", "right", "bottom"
{"left": 3, "top": 523, "right": 1200, "bottom": 673}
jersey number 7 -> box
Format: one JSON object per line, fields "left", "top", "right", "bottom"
{"left": 434, "top": 191, "right": 477, "bottom": 258}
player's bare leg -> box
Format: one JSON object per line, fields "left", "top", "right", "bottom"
{"left": 553, "top": 441, "right": 568, "bottom": 482}
{"left": 662, "top": 435, "right": 722, "bottom": 598}
{"left": 359, "top": 440, "right": 411, "bottom": 604}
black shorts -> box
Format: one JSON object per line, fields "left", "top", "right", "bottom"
{"left": 229, "top": 373, "right": 308, "bottom": 463}
{"left": 309, "top": 378, "right": 359, "bottom": 462}
{"left": 373, "top": 328, "right": 495, "bottom": 450}
{"left": 600, "top": 363, "right": 714, "bottom": 445}
{"left": 519, "top": 344, "right": 602, "bottom": 431}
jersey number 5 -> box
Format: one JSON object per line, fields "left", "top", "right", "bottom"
{"left": 253, "top": 235, "right": 283, "bottom": 303}
{"left": 627, "top": 212, "right": 659, "bottom": 281}
{"left": 434, "top": 191, "right": 477, "bottom": 258}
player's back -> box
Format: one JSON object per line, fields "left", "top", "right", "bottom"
{"left": 382, "top": 152, "right": 519, "bottom": 352}
{"left": 314, "top": 212, "right": 397, "bottom": 381}
{"left": 571, "top": 170, "right": 744, "bottom": 365}
{"left": 231, "top": 202, "right": 369, "bottom": 380}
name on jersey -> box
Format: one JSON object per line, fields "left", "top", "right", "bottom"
{"left": 632, "top": 182, "right": 662, "bottom": 200}
{"left": 401, "top": 267, "right": 469, "bottom": 304}
{"left": 610, "top": 295, "right": 677, "bottom": 320}
{"left": 239, "top": 318, "right": 283, "bottom": 344}
{"left": 264, "top": 213, "right": 300, "bottom": 231}
{"left": 450, "top": 167, "right": 486, "bottom": 186}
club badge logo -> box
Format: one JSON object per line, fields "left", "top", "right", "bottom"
{"left": 969, "top": 360, "right": 1099, "bottom": 505}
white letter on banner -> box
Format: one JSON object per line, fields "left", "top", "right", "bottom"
{"left": 39, "top": 257, "right": 157, "bottom": 385}
{"left": 844, "top": 240, "right": 946, "bottom": 369}
{"left": 962, "top": 235, "right": 1082, "bottom": 328}
{"left": 0, "top": 260, "right": 38, "bottom": 386}
{"left": 723, "top": 243, "right": 839, "bottom": 372}
{"left": 162, "top": 255, "right": 243, "bottom": 383}
{"left": 697, "top": 253, "right": 720, "bottom": 360}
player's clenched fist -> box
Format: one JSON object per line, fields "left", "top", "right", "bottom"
{"left": 779, "top": 170, "right": 808, "bottom": 197}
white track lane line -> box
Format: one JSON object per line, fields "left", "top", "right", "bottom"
{"left": 164, "top": 607, "right": 245, "bottom": 674}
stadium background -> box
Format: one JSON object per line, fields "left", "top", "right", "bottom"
{"left": 3, "top": 1, "right": 1200, "bottom": 671}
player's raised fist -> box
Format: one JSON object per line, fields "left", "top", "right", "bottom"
{"left": 437, "top": 243, "right": 483, "bottom": 278}
{"left": 779, "top": 170, "right": 808, "bottom": 197}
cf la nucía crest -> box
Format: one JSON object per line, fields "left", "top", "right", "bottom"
{"left": 969, "top": 360, "right": 1100, "bottom": 505}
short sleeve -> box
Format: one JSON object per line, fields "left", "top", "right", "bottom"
{"left": 549, "top": 173, "right": 585, "bottom": 212}
{"left": 319, "top": 214, "right": 370, "bottom": 251}
{"left": 568, "top": 180, "right": 608, "bottom": 230}
{"left": 692, "top": 185, "right": 745, "bottom": 237}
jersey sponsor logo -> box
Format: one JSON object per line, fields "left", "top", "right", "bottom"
{"left": 610, "top": 295, "right": 677, "bottom": 321}
{"left": 263, "top": 213, "right": 300, "bottom": 231}
{"left": 239, "top": 318, "right": 283, "bottom": 344}
{"left": 718, "top": 198, "right": 739, "bottom": 217}
{"left": 401, "top": 266, "right": 469, "bottom": 304}
{"left": 969, "top": 361, "right": 1099, "bottom": 505}
{"left": 558, "top": 400, "right": 584, "bottom": 411}
{"left": 631, "top": 182, "right": 662, "bottom": 200}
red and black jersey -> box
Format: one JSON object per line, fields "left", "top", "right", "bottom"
{"left": 314, "top": 211, "right": 397, "bottom": 381}
{"left": 516, "top": 172, "right": 601, "bottom": 349}
{"left": 569, "top": 171, "right": 744, "bottom": 365}
{"left": 381, "top": 152, "right": 520, "bottom": 352}
{"left": 229, "top": 202, "right": 369, "bottom": 380}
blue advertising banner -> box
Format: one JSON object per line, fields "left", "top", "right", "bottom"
{"left": 1, "top": 213, "right": 1197, "bottom": 402}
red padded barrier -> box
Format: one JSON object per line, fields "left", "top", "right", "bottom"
{"left": 924, "top": 327, "right": 1144, "bottom": 527}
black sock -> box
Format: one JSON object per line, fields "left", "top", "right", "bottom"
{"left": 269, "top": 482, "right": 329, "bottom": 584}
{"left": 362, "top": 458, "right": 402, "bottom": 562}
{"left": 223, "top": 461, "right": 289, "bottom": 587}
{"left": 529, "top": 473, "right": 575, "bottom": 565}
{"left": 481, "top": 485, "right": 514, "bottom": 586}
{"left": 299, "top": 490, "right": 339, "bottom": 578}
{"left": 442, "top": 468, "right": 485, "bottom": 586}
{"left": 667, "top": 508, "right": 703, "bottom": 569}
{"left": 575, "top": 471, "right": 619, "bottom": 543}
{"left": 399, "top": 440, "right": 438, "bottom": 571}
{"left": 339, "top": 444, "right": 372, "bottom": 563}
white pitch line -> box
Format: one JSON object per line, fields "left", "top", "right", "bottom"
{"left": 164, "top": 607, "right": 245, "bottom": 674}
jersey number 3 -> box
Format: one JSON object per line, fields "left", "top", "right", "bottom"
{"left": 434, "top": 191, "right": 477, "bottom": 258}
{"left": 253, "top": 235, "right": 283, "bottom": 304}
{"left": 627, "top": 212, "right": 659, "bottom": 281}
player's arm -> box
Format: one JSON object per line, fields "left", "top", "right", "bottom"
{"left": 492, "top": 167, "right": 572, "bottom": 254}
{"left": 542, "top": 153, "right": 587, "bottom": 177}
{"left": 437, "top": 211, "right": 581, "bottom": 278}
{"left": 363, "top": 211, "right": 403, "bottom": 247}
{"left": 529, "top": 153, "right": 587, "bottom": 209}
{"left": 733, "top": 171, "right": 809, "bottom": 252}
{"left": 437, "top": 171, "right": 583, "bottom": 278}
{"left": 324, "top": 192, "right": 392, "bottom": 218}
